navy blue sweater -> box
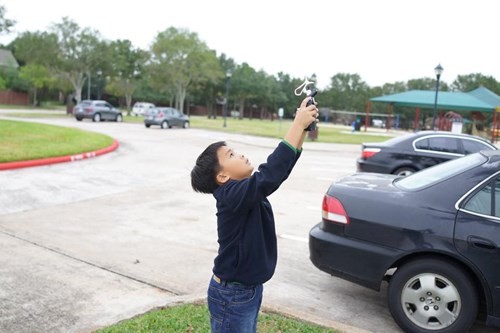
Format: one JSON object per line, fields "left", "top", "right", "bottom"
{"left": 212, "top": 141, "right": 301, "bottom": 285}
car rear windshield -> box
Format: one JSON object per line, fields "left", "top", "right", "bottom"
{"left": 394, "top": 153, "right": 487, "bottom": 191}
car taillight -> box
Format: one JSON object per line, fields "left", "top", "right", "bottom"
{"left": 361, "top": 147, "right": 381, "bottom": 159}
{"left": 156, "top": 113, "right": 164, "bottom": 119}
{"left": 322, "top": 195, "right": 349, "bottom": 224}
{"left": 84, "top": 107, "right": 93, "bottom": 113}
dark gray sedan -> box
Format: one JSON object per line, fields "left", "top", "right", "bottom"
{"left": 74, "top": 100, "right": 123, "bottom": 122}
{"left": 144, "top": 107, "right": 189, "bottom": 129}
{"left": 310, "top": 150, "right": 500, "bottom": 332}
{"left": 357, "top": 131, "right": 497, "bottom": 176}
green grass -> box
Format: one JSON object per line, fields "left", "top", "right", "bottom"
{"left": 0, "top": 103, "right": 66, "bottom": 110}
{"left": 0, "top": 119, "right": 114, "bottom": 163}
{"left": 2, "top": 112, "right": 68, "bottom": 118}
{"left": 189, "top": 116, "right": 391, "bottom": 144}
{"left": 95, "top": 303, "right": 339, "bottom": 333}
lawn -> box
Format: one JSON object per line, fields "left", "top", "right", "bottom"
{"left": 2, "top": 109, "right": 394, "bottom": 145}
{"left": 0, "top": 119, "right": 114, "bottom": 163}
{"left": 95, "top": 303, "right": 339, "bottom": 333}
{"left": 127, "top": 114, "right": 393, "bottom": 144}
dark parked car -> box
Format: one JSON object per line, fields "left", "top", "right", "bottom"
{"left": 310, "top": 150, "right": 500, "bottom": 333}
{"left": 357, "top": 131, "right": 497, "bottom": 176}
{"left": 144, "top": 107, "right": 189, "bottom": 129}
{"left": 74, "top": 100, "right": 123, "bottom": 122}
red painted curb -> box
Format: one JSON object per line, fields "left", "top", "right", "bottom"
{"left": 0, "top": 140, "right": 120, "bottom": 171}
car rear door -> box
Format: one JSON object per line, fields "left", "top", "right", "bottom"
{"left": 94, "top": 102, "right": 108, "bottom": 119}
{"left": 414, "top": 136, "right": 462, "bottom": 168}
{"left": 172, "top": 109, "right": 182, "bottom": 126}
{"left": 455, "top": 174, "right": 500, "bottom": 317}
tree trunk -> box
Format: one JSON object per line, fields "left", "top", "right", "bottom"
{"left": 33, "top": 88, "right": 38, "bottom": 106}
{"left": 238, "top": 98, "right": 245, "bottom": 119}
{"left": 125, "top": 93, "right": 132, "bottom": 115}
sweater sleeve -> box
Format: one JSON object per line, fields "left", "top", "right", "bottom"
{"left": 217, "top": 141, "right": 300, "bottom": 212}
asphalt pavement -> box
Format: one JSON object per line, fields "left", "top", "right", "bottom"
{"left": 0, "top": 113, "right": 497, "bottom": 333}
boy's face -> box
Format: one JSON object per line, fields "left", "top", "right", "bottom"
{"left": 216, "top": 146, "right": 254, "bottom": 183}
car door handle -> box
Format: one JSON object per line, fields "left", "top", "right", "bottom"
{"left": 467, "top": 236, "right": 496, "bottom": 250}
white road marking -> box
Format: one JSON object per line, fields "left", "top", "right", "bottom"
{"left": 311, "top": 167, "right": 356, "bottom": 172}
{"left": 279, "top": 234, "right": 308, "bottom": 243}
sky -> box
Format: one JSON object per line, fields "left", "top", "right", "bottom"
{"left": 0, "top": 0, "right": 498, "bottom": 89}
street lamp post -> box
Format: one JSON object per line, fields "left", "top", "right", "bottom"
{"left": 431, "top": 64, "right": 444, "bottom": 130}
{"left": 87, "top": 72, "right": 91, "bottom": 100}
{"left": 97, "top": 69, "right": 102, "bottom": 100}
{"left": 223, "top": 70, "right": 232, "bottom": 128}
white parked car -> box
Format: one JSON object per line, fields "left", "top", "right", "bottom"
{"left": 132, "top": 102, "right": 155, "bottom": 117}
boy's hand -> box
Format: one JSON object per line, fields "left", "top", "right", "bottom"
{"left": 295, "top": 96, "right": 318, "bottom": 130}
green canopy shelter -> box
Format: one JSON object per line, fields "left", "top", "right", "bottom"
{"left": 367, "top": 87, "right": 500, "bottom": 142}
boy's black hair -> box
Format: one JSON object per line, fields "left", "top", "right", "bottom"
{"left": 191, "top": 141, "right": 227, "bottom": 194}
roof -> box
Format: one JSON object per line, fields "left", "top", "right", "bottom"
{"left": 370, "top": 90, "right": 494, "bottom": 112}
{"left": 0, "top": 49, "right": 19, "bottom": 68}
{"left": 468, "top": 86, "right": 500, "bottom": 109}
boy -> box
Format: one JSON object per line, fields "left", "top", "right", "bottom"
{"left": 190, "top": 96, "right": 318, "bottom": 332}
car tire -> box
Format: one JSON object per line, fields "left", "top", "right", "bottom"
{"left": 388, "top": 258, "right": 478, "bottom": 333}
{"left": 183, "top": 121, "right": 190, "bottom": 129}
{"left": 76, "top": 117, "right": 82, "bottom": 121}
{"left": 393, "top": 167, "right": 416, "bottom": 177}
{"left": 161, "top": 121, "right": 169, "bottom": 129}
{"left": 145, "top": 124, "right": 151, "bottom": 128}
{"left": 92, "top": 113, "right": 101, "bottom": 122}
{"left": 116, "top": 114, "right": 123, "bottom": 122}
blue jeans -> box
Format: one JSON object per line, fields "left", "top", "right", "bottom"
{"left": 207, "top": 275, "right": 263, "bottom": 333}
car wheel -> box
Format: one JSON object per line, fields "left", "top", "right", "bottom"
{"left": 92, "top": 113, "right": 101, "bottom": 122}
{"left": 183, "top": 121, "right": 190, "bottom": 129}
{"left": 161, "top": 121, "right": 169, "bottom": 129}
{"left": 76, "top": 117, "right": 82, "bottom": 121}
{"left": 145, "top": 124, "right": 151, "bottom": 128}
{"left": 393, "top": 167, "right": 416, "bottom": 177}
{"left": 388, "top": 258, "right": 478, "bottom": 333}
{"left": 116, "top": 114, "right": 123, "bottom": 122}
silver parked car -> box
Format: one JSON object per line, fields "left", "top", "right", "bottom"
{"left": 74, "top": 100, "right": 123, "bottom": 122}
{"left": 144, "top": 107, "right": 189, "bottom": 129}
{"left": 132, "top": 102, "right": 155, "bottom": 117}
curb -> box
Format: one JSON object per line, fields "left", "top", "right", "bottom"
{"left": 0, "top": 140, "right": 120, "bottom": 171}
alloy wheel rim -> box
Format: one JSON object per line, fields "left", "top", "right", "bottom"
{"left": 401, "top": 273, "right": 461, "bottom": 330}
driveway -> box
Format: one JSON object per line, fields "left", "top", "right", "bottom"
{"left": 0, "top": 115, "right": 495, "bottom": 333}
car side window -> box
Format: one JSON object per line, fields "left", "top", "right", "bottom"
{"left": 415, "top": 138, "right": 429, "bottom": 150}
{"left": 463, "top": 177, "right": 500, "bottom": 217}
{"left": 105, "top": 103, "right": 112, "bottom": 109}
{"left": 462, "top": 139, "right": 491, "bottom": 154}
{"left": 428, "top": 137, "right": 460, "bottom": 154}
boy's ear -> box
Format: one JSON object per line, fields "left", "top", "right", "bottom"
{"left": 216, "top": 171, "right": 230, "bottom": 185}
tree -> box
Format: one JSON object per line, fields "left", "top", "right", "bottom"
{"left": 19, "top": 64, "right": 52, "bottom": 105}
{"left": 325, "top": 73, "right": 369, "bottom": 111}
{"left": 149, "top": 27, "right": 221, "bottom": 113}
{"left": 407, "top": 78, "right": 436, "bottom": 90}
{"left": 230, "top": 62, "right": 260, "bottom": 119}
{"left": 0, "top": 5, "right": 15, "bottom": 34}
{"left": 10, "top": 31, "right": 59, "bottom": 66}
{"left": 50, "top": 17, "right": 103, "bottom": 102}
{"left": 104, "top": 39, "right": 148, "bottom": 112}
{"left": 451, "top": 73, "right": 499, "bottom": 94}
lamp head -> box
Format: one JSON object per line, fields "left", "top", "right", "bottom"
{"left": 434, "top": 64, "right": 444, "bottom": 78}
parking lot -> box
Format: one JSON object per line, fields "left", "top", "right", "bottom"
{"left": 0, "top": 116, "right": 496, "bottom": 333}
